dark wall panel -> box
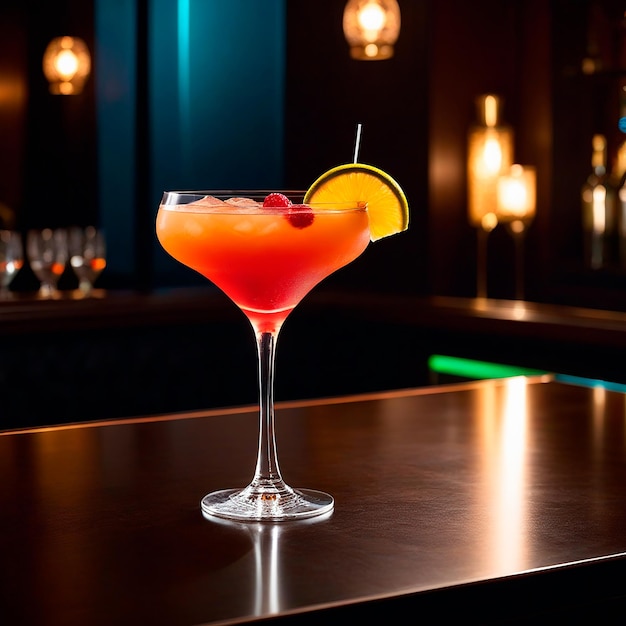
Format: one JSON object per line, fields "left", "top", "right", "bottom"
{"left": 284, "top": 0, "right": 430, "bottom": 296}
{"left": 0, "top": 1, "right": 28, "bottom": 228}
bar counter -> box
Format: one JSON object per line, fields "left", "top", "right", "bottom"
{"left": 5, "top": 287, "right": 626, "bottom": 430}
{"left": 1, "top": 377, "right": 625, "bottom": 624}
{"left": 4, "top": 287, "right": 626, "bottom": 344}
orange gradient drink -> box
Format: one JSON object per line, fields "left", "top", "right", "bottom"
{"left": 156, "top": 194, "right": 370, "bottom": 332}
{"left": 155, "top": 178, "right": 407, "bottom": 522}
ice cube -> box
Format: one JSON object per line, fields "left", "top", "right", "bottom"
{"left": 190, "top": 195, "right": 229, "bottom": 207}
{"left": 225, "top": 197, "right": 261, "bottom": 209}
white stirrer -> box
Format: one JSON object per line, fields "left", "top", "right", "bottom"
{"left": 353, "top": 123, "right": 363, "bottom": 163}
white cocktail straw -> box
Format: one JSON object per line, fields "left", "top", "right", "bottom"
{"left": 353, "top": 123, "right": 363, "bottom": 163}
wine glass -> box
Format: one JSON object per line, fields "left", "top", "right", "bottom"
{"left": 68, "top": 226, "right": 107, "bottom": 295}
{"left": 0, "top": 230, "right": 24, "bottom": 299}
{"left": 26, "top": 228, "right": 68, "bottom": 298}
{"left": 156, "top": 191, "right": 370, "bottom": 521}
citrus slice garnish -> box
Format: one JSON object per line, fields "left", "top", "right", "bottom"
{"left": 303, "top": 163, "right": 409, "bottom": 241}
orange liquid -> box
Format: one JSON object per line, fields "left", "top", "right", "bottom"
{"left": 91, "top": 257, "right": 107, "bottom": 272}
{"left": 156, "top": 205, "right": 370, "bottom": 331}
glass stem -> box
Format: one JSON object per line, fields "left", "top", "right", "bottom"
{"left": 251, "top": 329, "right": 287, "bottom": 493}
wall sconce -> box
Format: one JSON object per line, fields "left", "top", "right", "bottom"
{"left": 343, "top": 0, "right": 401, "bottom": 60}
{"left": 497, "top": 164, "right": 537, "bottom": 300}
{"left": 42, "top": 36, "right": 91, "bottom": 95}
{"left": 497, "top": 164, "right": 536, "bottom": 225}
{"left": 467, "top": 94, "right": 514, "bottom": 299}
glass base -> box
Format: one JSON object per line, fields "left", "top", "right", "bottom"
{"left": 201, "top": 486, "right": 334, "bottom": 522}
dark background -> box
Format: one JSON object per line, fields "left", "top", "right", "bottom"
{"left": 3, "top": 1, "right": 625, "bottom": 304}
{"left": 1, "top": 1, "right": 626, "bottom": 428}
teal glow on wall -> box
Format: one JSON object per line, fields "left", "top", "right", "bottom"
{"left": 96, "top": 0, "right": 286, "bottom": 286}
{"left": 151, "top": 0, "right": 286, "bottom": 283}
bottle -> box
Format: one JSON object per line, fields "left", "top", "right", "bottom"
{"left": 581, "top": 134, "right": 617, "bottom": 270}
{"left": 615, "top": 149, "right": 626, "bottom": 270}
{"left": 613, "top": 80, "right": 626, "bottom": 269}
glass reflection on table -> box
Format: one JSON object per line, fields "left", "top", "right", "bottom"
{"left": 204, "top": 510, "right": 332, "bottom": 617}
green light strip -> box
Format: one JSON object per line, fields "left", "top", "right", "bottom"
{"left": 428, "top": 355, "right": 626, "bottom": 392}
{"left": 428, "top": 354, "right": 548, "bottom": 380}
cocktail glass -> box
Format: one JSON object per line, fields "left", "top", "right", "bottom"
{"left": 0, "top": 230, "right": 24, "bottom": 299}
{"left": 68, "top": 226, "right": 107, "bottom": 295}
{"left": 26, "top": 228, "right": 68, "bottom": 299}
{"left": 156, "top": 191, "right": 370, "bottom": 521}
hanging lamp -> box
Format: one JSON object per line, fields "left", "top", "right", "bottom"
{"left": 42, "top": 36, "right": 91, "bottom": 95}
{"left": 343, "top": 0, "right": 401, "bottom": 61}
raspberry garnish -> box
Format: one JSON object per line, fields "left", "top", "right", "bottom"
{"left": 263, "top": 193, "right": 292, "bottom": 208}
{"left": 286, "top": 204, "right": 314, "bottom": 229}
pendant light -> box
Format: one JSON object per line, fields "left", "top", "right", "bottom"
{"left": 343, "top": 0, "right": 401, "bottom": 61}
{"left": 42, "top": 36, "right": 91, "bottom": 95}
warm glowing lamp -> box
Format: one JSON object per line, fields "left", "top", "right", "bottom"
{"left": 497, "top": 165, "right": 536, "bottom": 224}
{"left": 467, "top": 94, "right": 514, "bottom": 299}
{"left": 343, "top": 0, "right": 401, "bottom": 60}
{"left": 42, "top": 36, "right": 91, "bottom": 95}
{"left": 468, "top": 95, "right": 514, "bottom": 227}
{"left": 497, "top": 164, "right": 537, "bottom": 300}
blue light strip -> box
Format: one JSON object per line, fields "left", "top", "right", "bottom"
{"left": 553, "top": 373, "right": 626, "bottom": 393}
{"left": 178, "top": 0, "right": 191, "bottom": 167}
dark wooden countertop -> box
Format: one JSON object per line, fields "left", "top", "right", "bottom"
{"left": 1, "top": 378, "right": 625, "bottom": 624}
